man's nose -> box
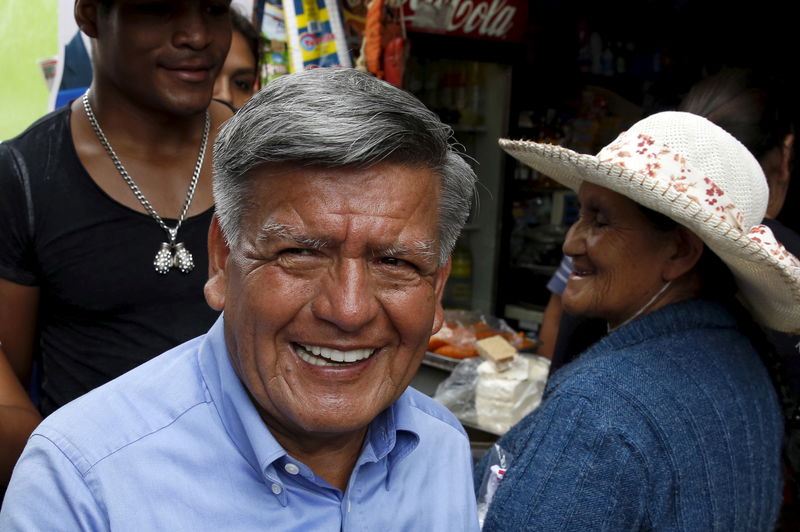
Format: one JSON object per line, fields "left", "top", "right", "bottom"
{"left": 173, "top": 7, "right": 213, "bottom": 50}
{"left": 312, "top": 259, "right": 379, "bottom": 332}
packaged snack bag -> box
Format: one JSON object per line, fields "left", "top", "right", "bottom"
{"left": 261, "top": 0, "right": 290, "bottom": 82}
{"left": 283, "top": 0, "right": 352, "bottom": 71}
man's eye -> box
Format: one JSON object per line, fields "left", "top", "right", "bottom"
{"left": 206, "top": 2, "right": 230, "bottom": 16}
{"left": 379, "top": 257, "right": 414, "bottom": 269}
{"left": 134, "top": 2, "right": 172, "bottom": 15}
{"left": 282, "top": 248, "right": 315, "bottom": 256}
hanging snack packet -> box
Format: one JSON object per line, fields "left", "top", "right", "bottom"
{"left": 341, "top": 0, "right": 368, "bottom": 60}
{"left": 353, "top": 0, "right": 407, "bottom": 87}
{"left": 283, "top": 0, "right": 352, "bottom": 71}
{"left": 261, "top": 0, "right": 290, "bottom": 82}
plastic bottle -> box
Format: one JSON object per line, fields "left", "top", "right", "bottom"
{"left": 445, "top": 239, "right": 473, "bottom": 309}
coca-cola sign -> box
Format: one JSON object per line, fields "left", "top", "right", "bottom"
{"left": 400, "top": 0, "right": 528, "bottom": 42}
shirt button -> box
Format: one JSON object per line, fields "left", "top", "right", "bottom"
{"left": 271, "top": 483, "right": 282, "bottom": 495}
{"left": 284, "top": 463, "right": 300, "bottom": 475}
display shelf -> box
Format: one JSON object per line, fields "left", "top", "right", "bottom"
{"left": 421, "top": 351, "right": 463, "bottom": 372}
{"left": 405, "top": 52, "right": 512, "bottom": 316}
{"left": 513, "top": 263, "right": 558, "bottom": 275}
{"left": 504, "top": 304, "right": 545, "bottom": 325}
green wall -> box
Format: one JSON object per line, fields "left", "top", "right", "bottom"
{"left": 0, "top": 0, "right": 58, "bottom": 141}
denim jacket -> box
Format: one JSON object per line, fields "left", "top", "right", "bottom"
{"left": 478, "top": 299, "right": 782, "bottom": 531}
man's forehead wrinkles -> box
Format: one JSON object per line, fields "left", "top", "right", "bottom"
{"left": 318, "top": 202, "right": 422, "bottom": 220}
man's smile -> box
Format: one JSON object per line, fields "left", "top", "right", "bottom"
{"left": 293, "top": 343, "right": 377, "bottom": 367}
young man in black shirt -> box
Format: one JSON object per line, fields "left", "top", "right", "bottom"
{"left": 0, "top": 0, "right": 234, "bottom": 483}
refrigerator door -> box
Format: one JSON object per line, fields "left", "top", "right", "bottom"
{"left": 405, "top": 56, "right": 512, "bottom": 315}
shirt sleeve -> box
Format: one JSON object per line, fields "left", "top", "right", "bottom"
{"left": 0, "top": 142, "right": 39, "bottom": 286}
{"left": 479, "top": 391, "right": 649, "bottom": 531}
{"left": 0, "top": 434, "right": 109, "bottom": 531}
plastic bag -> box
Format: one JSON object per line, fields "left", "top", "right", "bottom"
{"left": 476, "top": 443, "right": 514, "bottom": 528}
{"left": 433, "top": 354, "right": 550, "bottom": 435}
{"left": 432, "top": 357, "right": 482, "bottom": 423}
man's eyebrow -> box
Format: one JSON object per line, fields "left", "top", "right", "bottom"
{"left": 373, "top": 240, "right": 438, "bottom": 259}
{"left": 256, "top": 223, "right": 329, "bottom": 249}
{"left": 257, "top": 223, "right": 437, "bottom": 258}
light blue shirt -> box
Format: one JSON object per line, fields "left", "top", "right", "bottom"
{"left": 1, "top": 317, "right": 479, "bottom": 531}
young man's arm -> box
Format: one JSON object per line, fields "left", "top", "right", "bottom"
{"left": 0, "top": 280, "right": 42, "bottom": 484}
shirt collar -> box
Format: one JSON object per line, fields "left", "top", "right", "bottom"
{"left": 198, "top": 315, "right": 422, "bottom": 492}
{"left": 365, "top": 392, "right": 421, "bottom": 490}
{"left": 197, "top": 315, "right": 286, "bottom": 478}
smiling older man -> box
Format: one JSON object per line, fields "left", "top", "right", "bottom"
{"left": 0, "top": 68, "right": 479, "bottom": 531}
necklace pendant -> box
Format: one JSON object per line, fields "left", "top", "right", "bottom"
{"left": 153, "top": 242, "right": 194, "bottom": 274}
{"left": 154, "top": 243, "right": 174, "bottom": 274}
{"left": 173, "top": 243, "right": 195, "bottom": 273}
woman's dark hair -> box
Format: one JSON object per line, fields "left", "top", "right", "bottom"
{"left": 678, "top": 68, "right": 793, "bottom": 162}
{"left": 230, "top": 8, "right": 263, "bottom": 74}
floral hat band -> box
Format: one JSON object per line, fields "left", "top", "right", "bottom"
{"left": 499, "top": 111, "right": 800, "bottom": 334}
{"left": 596, "top": 129, "right": 800, "bottom": 270}
{"left": 597, "top": 130, "right": 748, "bottom": 233}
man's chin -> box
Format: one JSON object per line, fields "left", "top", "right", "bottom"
{"left": 152, "top": 87, "right": 215, "bottom": 117}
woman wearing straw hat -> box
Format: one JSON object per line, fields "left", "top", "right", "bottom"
{"left": 476, "top": 111, "right": 800, "bottom": 530}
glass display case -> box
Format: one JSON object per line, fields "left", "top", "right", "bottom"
{"left": 404, "top": 42, "right": 514, "bottom": 316}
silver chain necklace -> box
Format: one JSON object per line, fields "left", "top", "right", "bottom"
{"left": 82, "top": 92, "right": 209, "bottom": 274}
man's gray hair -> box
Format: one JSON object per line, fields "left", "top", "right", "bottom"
{"left": 212, "top": 67, "right": 476, "bottom": 265}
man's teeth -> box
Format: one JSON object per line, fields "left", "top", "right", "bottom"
{"left": 295, "top": 344, "right": 375, "bottom": 366}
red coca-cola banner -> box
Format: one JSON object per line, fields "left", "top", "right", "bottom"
{"left": 400, "top": 0, "right": 528, "bottom": 42}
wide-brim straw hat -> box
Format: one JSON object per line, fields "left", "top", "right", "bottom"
{"left": 500, "top": 111, "right": 800, "bottom": 334}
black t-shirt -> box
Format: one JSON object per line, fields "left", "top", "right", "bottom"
{"left": 0, "top": 105, "right": 219, "bottom": 415}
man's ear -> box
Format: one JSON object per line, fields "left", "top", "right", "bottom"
{"left": 662, "top": 227, "right": 704, "bottom": 282}
{"left": 75, "top": 0, "right": 101, "bottom": 38}
{"left": 204, "top": 216, "right": 230, "bottom": 311}
{"left": 431, "top": 258, "right": 452, "bottom": 335}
